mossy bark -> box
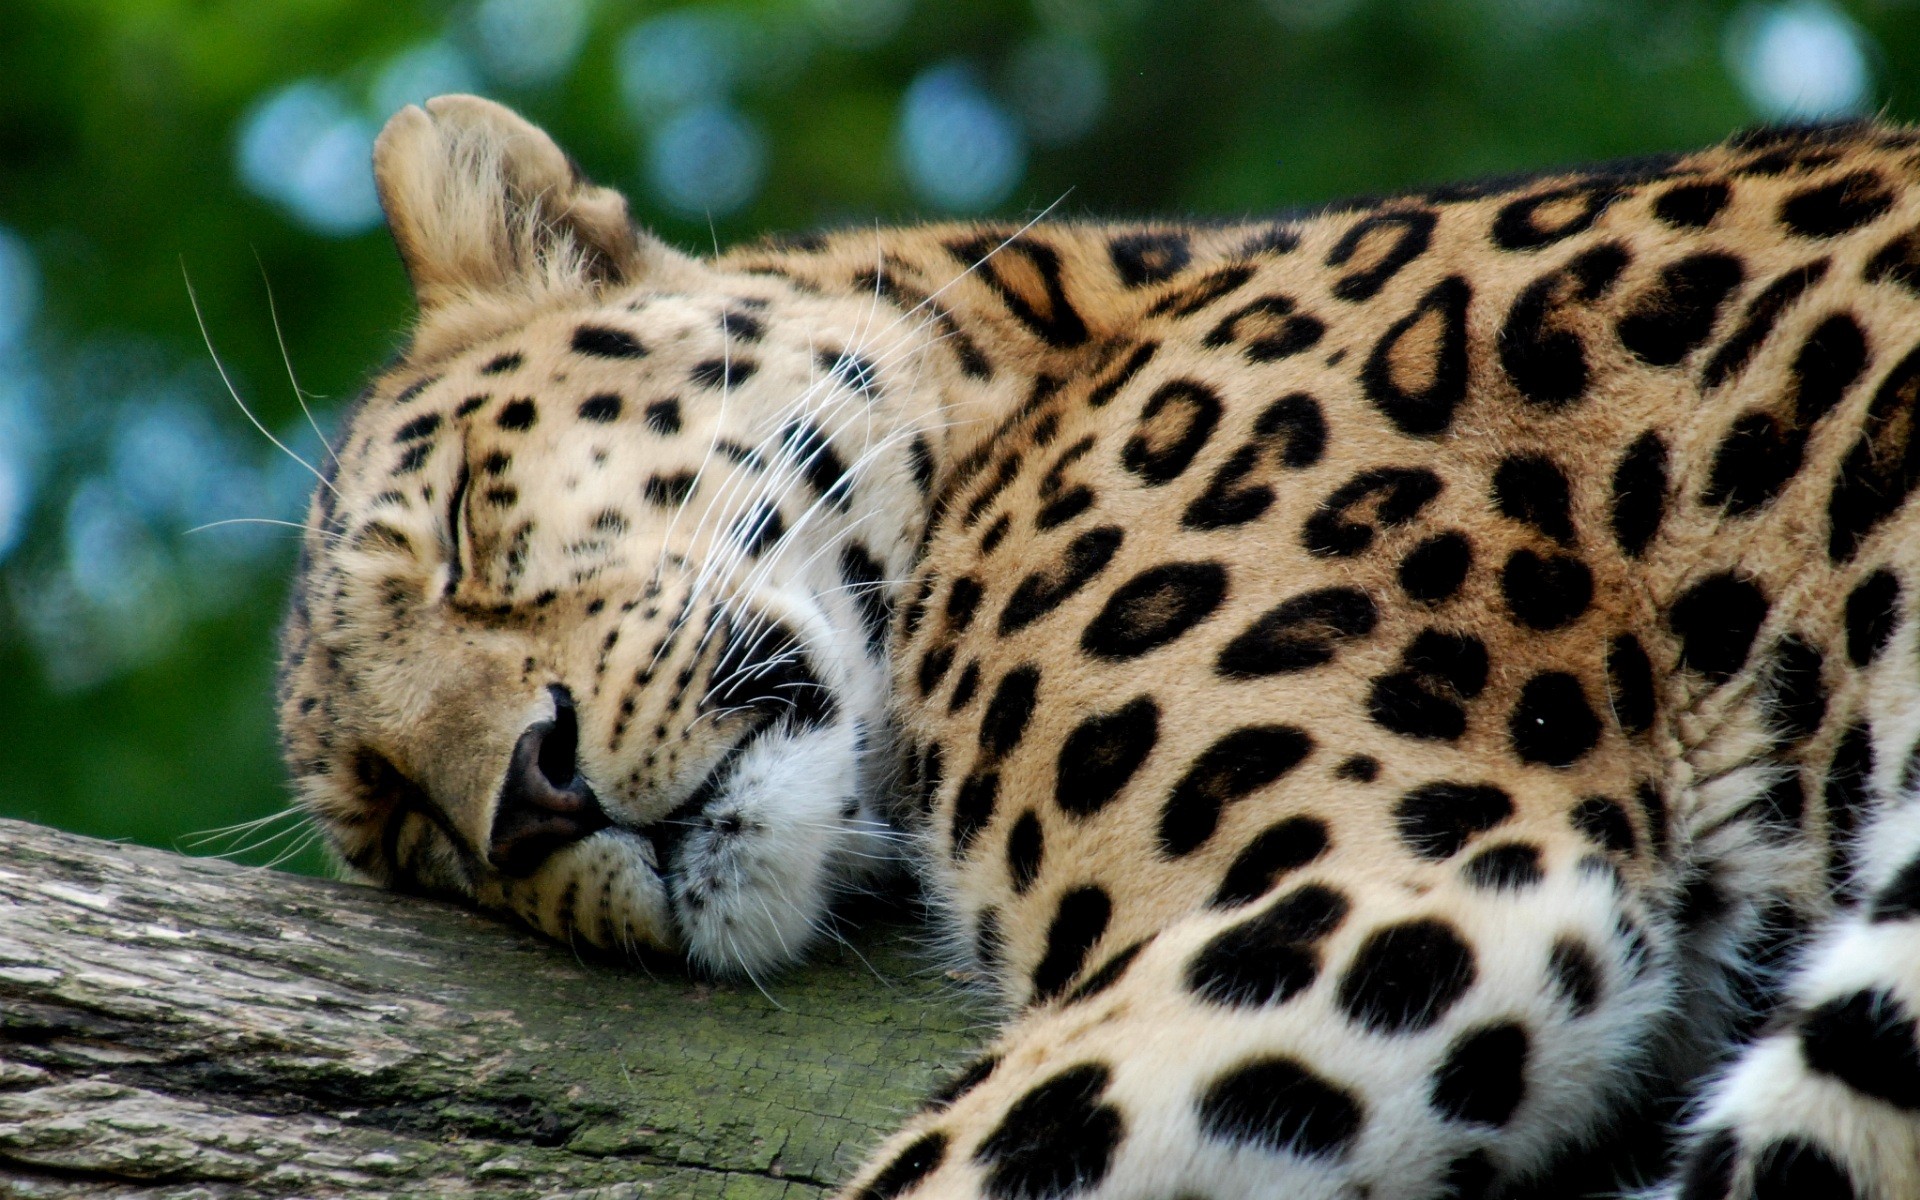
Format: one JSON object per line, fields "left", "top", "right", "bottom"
{"left": 0, "top": 819, "right": 982, "bottom": 1199}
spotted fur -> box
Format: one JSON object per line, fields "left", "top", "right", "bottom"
{"left": 281, "top": 99, "right": 1920, "bottom": 1198}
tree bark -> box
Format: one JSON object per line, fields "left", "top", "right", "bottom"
{"left": 0, "top": 819, "right": 982, "bottom": 1199}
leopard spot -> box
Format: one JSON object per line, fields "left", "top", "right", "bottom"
{"left": 854, "top": 1131, "right": 947, "bottom": 1200}
{"left": 1825, "top": 723, "right": 1875, "bottom": 895}
{"left": 691, "top": 357, "right": 758, "bottom": 389}
{"left": 1063, "top": 940, "right": 1147, "bottom": 1005}
{"left": 1335, "top": 755, "right": 1378, "bottom": 782}
{"left": 979, "top": 665, "right": 1041, "bottom": 759}
{"left": 1088, "top": 342, "right": 1159, "bottom": 407}
{"left": 1430, "top": 1022, "right": 1530, "bottom": 1126}
{"left": 1203, "top": 295, "right": 1326, "bottom": 363}
{"left": 1844, "top": 569, "right": 1900, "bottom": 667}
{"left": 1006, "top": 810, "right": 1044, "bottom": 896}
{"left": 1186, "top": 884, "right": 1349, "bottom": 1007}
{"left": 1750, "top": 1138, "right": 1862, "bottom": 1200}
{"left": 1210, "top": 817, "right": 1331, "bottom": 908}
{"left": 840, "top": 542, "right": 891, "bottom": 655}
{"left": 1082, "top": 561, "right": 1228, "bottom": 660}
{"left": 917, "top": 642, "right": 955, "bottom": 698}
{"left": 946, "top": 234, "right": 1089, "bottom": 347}
{"left": 1761, "top": 634, "right": 1828, "bottom": 744}
{"left": 1829, "top": 342, "right": 1920, "bottom": 563}
{"left": 999, "top": 526, "right": 1125, "bottom": 636}
{"left": 393, "top": 413, "right": 442, "bottom": 443}
{"left": 1653, "top": 180, "right": 1731, "bottom": 229}
{"left": 1362, "top": 275, "right": 1472, "bottom": 436}
{"left": 1570, "top": 796, "right": 1636, "bottom": 856}
{"left": 1215, "top": 586, "right": 1377, "bottom": 678}
{"left": 1497, "top": 242, "right": 1630, "bottom": 410}
{"left": 1509, "top": 672, "right": 1600, "bottom": 767}
{"left": 1701, "top": 260, "right": 1830, "bottom": 388}
{"left": 1030, "top": 887, "right": 1114, "bottom": 1001}
{"left": 644, "top": 398, "right": 682, "bottom": 434}
{"left": 1197, "top": 1055, "right": 1364, "bottom": 1159}
{"left": 1617, "top": 253, "right": 1744, "bottom": 366}
{"left": 1055, "top": 697, "right": 1159, "bottom": 818}
{"left": 1399, "top": 532, "right": 1473, "bottom": 604}
{"left": 1395, "top": 781, "right": 1513, "bottom": 860}
{"left": 1703, "top": 412, "right": 1806, "bottom": 515}
{"left": 496, "top": 398, "right": 538, "bottom": 430}
{"left": 1781, "top": 169, "right": 1895, "bottom": 238}
{"left": 1548, "top": 936, "right": 1603, "bottom": 1017}
{"left": 1492, "top": 184, "right": 1620, "bottom": 251}
{"left": 578, "top": 393, "right": 621, "bottom": 422}
{"left": 1109, "top": 230, "right": 1192, "bottom": 286}
{"left": 1605, "top": 634, "right": 1656, "bottom": 735}
{"left": 1866, "top": 227, "right": 1920, "bottom": 295}
{"left": 644, "top": 470, "right": 697, "bottom": 507}
{"left": 731, "top": 501, "right": 784, "bottom": 557}
{"left": 1337, "top": 918, "right": 1476, "bottom": 1034}
{"left": 1500, "top": 550, "right": 1592, "bottom": 631}
{"left": 974, "top": 1064, "right": 1122, "bottom": 1195}
{"left": 1367, "top": 630, "right": 1488, "bottom": 743}
{"left": 950, "top": 770, "right": 999, "bottom": 858}
{"left": 571, "top": 325, "right": 646, "bottom": 358}
{"left": 1159, "top": 725, "right": 1314, "bottom": 857}
{"left": 1327, "top": 209, "right": 1438, "bottom": 302}
{"left": 947, "top": 660, "right": 980, "bottom": 713}
{"left": 1461, "top": 842, "right": 1544, "bottom": 890}
{"left": 1670, "top": 572, "right": 1769, "bottom": 682}
{"left": 1122, "top": 380, "right": 1223, "bottom": 486}
{"left": 1799, "top": 988, "right": 1920, "bottom": 1110}
{"left": 1303, "top": 467, "right": 1444, "bottom": 557}
{"left": 1491, "top": 454, "right": 1576, "bottom": 545}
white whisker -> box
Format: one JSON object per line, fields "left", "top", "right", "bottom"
{"left": 182, "top": 260, "right": 339, "bottom": 500}
{"left": 255, "top": 250, "right": 335, "bottom": 465}
{"left": 185, "top": 517, "right": 342, "bottom": 543}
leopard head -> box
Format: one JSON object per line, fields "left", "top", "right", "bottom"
{"left": 277, "top": 96, "right": 933, "bottom": 974}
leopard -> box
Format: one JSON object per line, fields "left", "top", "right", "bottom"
{"left": 277, "top": 93, "right": 1920, "bottom": 1199}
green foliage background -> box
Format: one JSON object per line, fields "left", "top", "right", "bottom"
{"left": 0, "top": 0, "right": 1911, "bottom": 875}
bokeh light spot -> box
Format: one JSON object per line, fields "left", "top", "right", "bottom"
{"left": 1727, "top": 1, "right": 1874, "bottom": 121}
{"left": 618, "top": 11, "right": 744, "bottom": 120}
{"left": 0, "top": 227, "right": 40, "bottom": 355}
{"left": 236, "top": 82, "right": 383, "bottom": 237}
{"left": 371, "top": 40, "right": 483, "bottom": 117}
{"left": 470, "top": 0, "right": 593, "bottom": 88}
{"left": 898, "top": 63, "right": 1026, "bottom": 213}
{"left": 0, "top": 370, "right": 46, "bottom": 568}
{"left": 647, "top": 103, "right": 769, "bottom": 218}
{"left": 1003, "top": 34, "right": 1107, "bottom": 146}
{"left": 63, "top": 477, "right": 163, "bottom": 612}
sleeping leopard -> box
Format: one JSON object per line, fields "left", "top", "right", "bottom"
{"left": 278, "top": 95, "right": 1920, "bottom": 1199}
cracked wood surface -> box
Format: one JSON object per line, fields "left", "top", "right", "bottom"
{"left": 0, "top": 819, "right": 983, "bottom": 1199}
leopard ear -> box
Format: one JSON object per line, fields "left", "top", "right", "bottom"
{"left": 373, "top": 95, "right": 680, "bottom": 313}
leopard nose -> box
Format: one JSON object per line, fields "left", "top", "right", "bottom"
{"left": 489, "top": 685, "right": 609, "bottom": 875}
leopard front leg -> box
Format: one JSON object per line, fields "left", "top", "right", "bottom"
{"left": 1663, "top": 801, "right": 1920, "bottom": 1200}
{"left": 843, "top": 849, "right": 1675, "bottom": 1199}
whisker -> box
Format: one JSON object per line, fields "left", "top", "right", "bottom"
{"left": 260, "top": 827, "right": 323, "bottom": 871}
{"left": 184, "top": 516, "right": 343, "bottom": 543}
{"left": 729, "top": 932, "right": 788, "bottom": 1009}
{"left": 255, "top": 249, "right": 335, "bottom": 465}
{"left": 182, "top": 260, "right": 339, "bottom": 500}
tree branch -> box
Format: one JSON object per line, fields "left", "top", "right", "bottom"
{"left": 0, "top": 820, "right": 982, "bottom": 1199}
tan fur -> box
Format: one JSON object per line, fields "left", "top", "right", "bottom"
{"left": 283, "top": 104, "right": 1920, "bottom": 1198}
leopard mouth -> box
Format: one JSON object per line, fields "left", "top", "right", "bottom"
{"left": 634, "top": 715, "right": 778, "bottom": 885}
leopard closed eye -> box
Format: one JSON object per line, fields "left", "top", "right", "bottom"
{"left": 280, "top": 96, "right": 1920, "bottom": 1199}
